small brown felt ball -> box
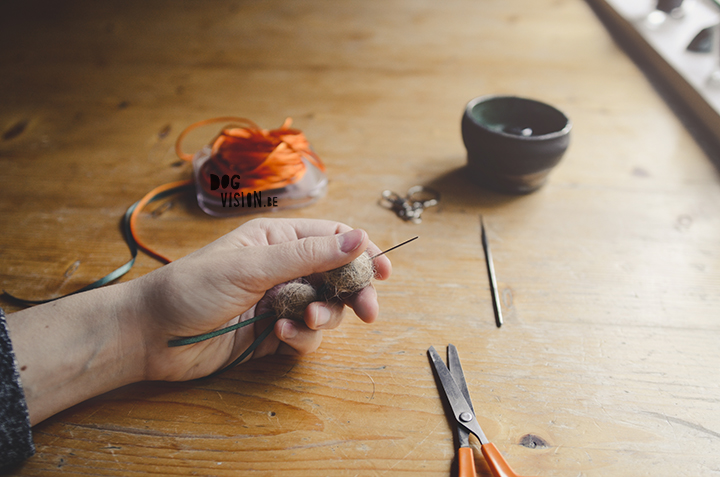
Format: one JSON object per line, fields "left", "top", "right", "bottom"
{"left": 272, "top": 280, "right": 319, "bottom": 320}
{"left": 321, "top": 251, "right": 375, "bottom": 296}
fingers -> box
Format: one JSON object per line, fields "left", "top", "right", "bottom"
{"left": 233, "top": 228, "right": 370, "bottom": 292}
{"left": 305, "top": 301, "right": 344, "bottom": 330}
{"left": 371, "top": 254, "right": 392, "bottom": 281}
{"left": 269, "top": 299, "right": 347, "bottom": 357}
{"left": 343, "top": 285, "right": 380, "bottom": 324}
{"left": 256, "top": 218, "right": 354, "bottom": 242}
{"left": 245, "top": 286, "right": 380, "bottom": 362}
{"left": 272, "top": 285, "right": 379, "bottom": 353}
{"left": 274, "top": 319, "right": 323, "bottom": 356}
{"left": 300, "top": 284, "right": 380, "bottom": 330}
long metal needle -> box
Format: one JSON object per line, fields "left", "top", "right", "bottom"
{"left": 371, "top": 236, "right": 419, "bottom": 259}
{"left": 480, "top": 216, "right": 503, "bottom": 328}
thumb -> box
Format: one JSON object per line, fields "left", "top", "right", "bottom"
{"left": 245, "top": 228, "right": 369, "bottom": 290}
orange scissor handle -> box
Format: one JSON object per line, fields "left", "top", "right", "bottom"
{"left": 481, "top": 443, "right": 538, "bottom": 477}
{"left": 458, "top": 447, "right": 477, "bottom": 477}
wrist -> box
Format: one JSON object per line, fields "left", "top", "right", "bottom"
{"left": 111, "top": 279, "right": 153, "bottom": 383}
{"left": 7, "top": 282, "right": 147, "bottom": 425}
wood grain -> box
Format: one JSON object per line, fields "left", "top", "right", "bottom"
{"left": 1, "top": 0, "right": 719, "bottom": 475}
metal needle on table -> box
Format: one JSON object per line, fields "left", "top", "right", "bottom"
{"left": 480, "top": 216, "right": 503, "bottom": 327}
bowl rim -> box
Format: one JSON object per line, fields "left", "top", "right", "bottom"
{"left": 464, "top": 94, "right": 572, "bottom": 141}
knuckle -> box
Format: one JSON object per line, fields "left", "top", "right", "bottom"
{"left": 294, "top": 237, "right": 330, "bottom": 272}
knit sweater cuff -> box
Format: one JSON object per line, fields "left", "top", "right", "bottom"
{"left": 0, "top": 307, "right": 35, "bottom": 470}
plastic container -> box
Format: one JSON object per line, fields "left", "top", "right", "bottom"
{"left": 192, "top": 146, "right": 328, "bottom": 217}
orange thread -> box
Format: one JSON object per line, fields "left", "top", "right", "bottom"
{"left": 130, "top": 117, "right": 324, "bottom": 263}
{"left": 129, "top": 180, "right": 192, "bottom": 264}
{"left": 177, "top": 116, "right": 325, "bottom": 200}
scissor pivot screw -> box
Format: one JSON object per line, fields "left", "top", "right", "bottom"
{"left": 459, "top": 412, "right": 473, "bottom": 423}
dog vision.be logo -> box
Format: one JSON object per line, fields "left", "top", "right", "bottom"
{"left": 210, "top": 174, "right": 279, "bottom": 208}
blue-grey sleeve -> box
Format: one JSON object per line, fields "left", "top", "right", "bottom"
{"left": 0, "top": 307, "right": 35, "bottom": 470}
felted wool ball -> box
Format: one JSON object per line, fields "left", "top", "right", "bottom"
{"left": 321, "top": 251, "right": 375, "bottom": 296}
{"left": 272, "top": 280, "right": 319, "bottom": 320}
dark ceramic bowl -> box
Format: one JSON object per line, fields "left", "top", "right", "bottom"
{"left": 461, "top": 95, "right": 572, "bottom": 194}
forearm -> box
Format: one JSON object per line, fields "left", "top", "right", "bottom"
{"left": 6, "top": 281, "right": 147, "bottom": 425}
{"left": 2, "top": 220, "right": 391, "bottom": 426}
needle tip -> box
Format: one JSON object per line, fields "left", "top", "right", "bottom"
{"left": 371, "top": 236, "right": 419, "bottom": 259}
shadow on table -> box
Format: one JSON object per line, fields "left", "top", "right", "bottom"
{"left": 424, "top": 163, "right": 525, "bottom": 213}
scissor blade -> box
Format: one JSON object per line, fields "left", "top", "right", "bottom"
{"left": 447, "top": 344, "right": 473, "bottom": 448}
{"left": 448, "top": 344, "right": 474, "bottom": 414}
{"left": 428, "top": 346, "right": 489, "bottom": 445}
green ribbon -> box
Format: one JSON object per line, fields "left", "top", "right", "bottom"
{"left": 206, "top": 316, "right": 281, "bottom": 378}
{"left": 167, "top": 311, "right": 274, "bottom": 347}
{"left": 2, "top": 184, "right": 192, "bottom": 306}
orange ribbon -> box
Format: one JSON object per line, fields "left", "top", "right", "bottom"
{"left": 175, "top": 117, "right": 325, "bottom": 200}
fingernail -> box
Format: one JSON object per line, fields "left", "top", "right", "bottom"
{"left": 338, "top": 229, "right": 365, "bottom": 254}
{"left": 281, "top": 321, "right": 299, "bottom": 340}
{"left": 314, "top": 306, "right": 331, "bottom": 328}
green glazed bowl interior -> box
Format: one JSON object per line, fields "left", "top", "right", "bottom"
{"left": 468, "top": 96, "right": 569, "bottom": 138}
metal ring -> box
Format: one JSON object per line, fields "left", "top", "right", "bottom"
{"left": 380, "top": 189, "right": 404, "bottom": 209}
{"left": 406, "top": 185, "right": 440, "bottom": 208}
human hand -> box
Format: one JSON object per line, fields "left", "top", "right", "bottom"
{"left": 130, "top": 218, "right": 392, "bottom": 382}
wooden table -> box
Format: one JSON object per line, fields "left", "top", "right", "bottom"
{"left": 1, "top": 0, "right": 719, "bottom": 475}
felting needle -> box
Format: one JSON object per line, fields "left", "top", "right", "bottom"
{"left": 480, "top": 216, "right": 503, "bottom": 328}
{"left": 371, "top": 236, "right": 419, "bottom": 259}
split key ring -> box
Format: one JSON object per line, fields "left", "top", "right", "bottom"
{"left": 379, "top": 185, "right": 440, "bottom": 224}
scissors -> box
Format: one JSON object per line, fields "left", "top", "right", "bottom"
{"left": 428, "top": 345, "right": 537, "bottom": 477}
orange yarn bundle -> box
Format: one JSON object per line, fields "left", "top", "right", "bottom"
{"left": 175, "top": 117, "right": 325, "bottom": 200}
